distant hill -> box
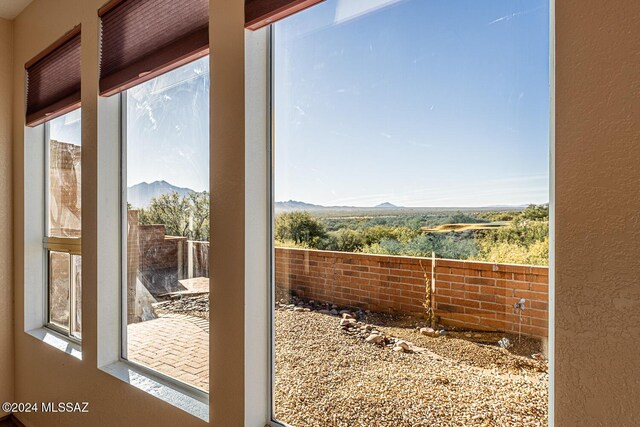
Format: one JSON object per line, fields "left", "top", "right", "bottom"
{"left": 274, "top": 200, "right": 529, "bottom": 215}
{"left": 128, "top": 180, "right": 194, "bottom": 208}
{"left": 275, "top": 200, "right": 326, "bottom": 211}
{"left": 375, "top": 202, "right": 400, "bottom": 208}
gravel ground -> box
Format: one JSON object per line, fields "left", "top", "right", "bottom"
{"left": 275, "top": 309, "right": 548, "bottom": 427}
{"left": 153, "top": 294, "right": 209, "bottom": 319}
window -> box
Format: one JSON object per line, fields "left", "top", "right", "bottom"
{"left": 271, "top": 0, "right": 549, "bottom": 426}
{"left": 121, "top": 56, "right": 210, "bottom": 393}
{"left": 45, "top": 109, "right": 82, "bottom": 339}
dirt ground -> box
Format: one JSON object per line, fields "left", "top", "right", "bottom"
{"left": 274, "top": 306, "right": 547, "bottom": 427}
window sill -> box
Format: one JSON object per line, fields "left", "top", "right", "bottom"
{"left": 26, "top": 327, "right": 82, "bottom": 360}
{"left": 99, "top": 361, "right": 208, "bottom": 422}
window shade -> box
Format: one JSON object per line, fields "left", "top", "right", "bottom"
{"left": 99, "top": 0, "right": 209, "bottom": 97}
{"left": 25, "top": 26, "right": 81, "bottom": 127}
{"left": 245, "top": 0, "right": 325, "bottom": 30}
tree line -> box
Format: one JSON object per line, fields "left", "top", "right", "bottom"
{"left": 274, "top": 204, "right": 549, "bottom": 266}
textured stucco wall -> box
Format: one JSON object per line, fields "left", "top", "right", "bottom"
{"left": 0, "top": 16, "right": 14, "bottom": 418}
{"left": 555, "top": 0, "right": 640, "bottom": 425}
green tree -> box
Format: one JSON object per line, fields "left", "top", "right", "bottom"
{"left": 328, "top": 229, "right": 365, "bottom": 252}
{"left": 138, "top": 191, "right": 210, "bottom": 241}
{"left": 274, "top": 211, "right": 327, "bottom": 247}
{"left": 516, "top": 204, "right": 549, "bottom": 222}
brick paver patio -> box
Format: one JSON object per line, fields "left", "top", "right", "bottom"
{"left": 127, "top": 313, "right": 209, "bottom": 392}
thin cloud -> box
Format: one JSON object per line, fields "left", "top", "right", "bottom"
{"left": 489, "top": 6, "right": 543, "bottom": 25}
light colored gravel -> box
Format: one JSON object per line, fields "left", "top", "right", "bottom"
{"left": 275, "top": 309, "right": 548, "bottom": 427}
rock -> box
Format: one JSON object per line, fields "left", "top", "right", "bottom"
{"left": 330, "top": 309, "right": 339, "bottom": 315}
{"left": 318, "top": 309, "right": 332, "bottom": 315}
{"left": 293, "top": 307, "right": 305, "bottom": 312}
{"left": 498, "top": 337, "right": 511, "bottom": 349}
{"left": 395, "top": 340, "right": 411, "bottom": 351}
{"left": 342, "top": 313, "right": 355, "bottom": 320}
{"left": 420, "top": 327, "right": 439, "bottom": 338}
{"left": 392, "top": 346, "right": 404, "bottom": 352}
{"left": 303, "top": 308, "right": 311, "bottom": 312}
{"left": 532, "top": 353, "right": 546, "bottom": 361}
{"left": 365, "top": 334, "right": 385, "bottom": 344}
{"left": 437, "top": 329, "right": 447, "bottom": 337}
{"left": 339, "top": 318, "right": 357, "bottom": 328}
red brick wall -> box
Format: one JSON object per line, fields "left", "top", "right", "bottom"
{"left": 275, "top": 247, "right": 548, "bottom": 337}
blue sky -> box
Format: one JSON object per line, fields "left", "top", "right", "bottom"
{"left": 107, "top": 0, "right": 549, "bottom": 207}
{"left": 126, "top": 57, "right": 210, "bottom": 192}
{"left": 274, "top": 0, "right": 550, "bottom": 207}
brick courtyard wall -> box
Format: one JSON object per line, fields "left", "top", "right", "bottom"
{"left": 275, "top": 247, "right": 549, "bottom": 338}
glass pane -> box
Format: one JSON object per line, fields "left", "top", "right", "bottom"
{"left": 272, "top": 0, "right": 549, "bottom": 426}
{"left": 71, "top": 255, "right": 82, "bottom": 338}
{"left": 49, "top": 251, "right": 70, "bottom": 329}
{"left": 48, "top": 109, "right": 82, "bottom": 238}
{"left": 125, "top": 56, "right": 210, "bottom": 392}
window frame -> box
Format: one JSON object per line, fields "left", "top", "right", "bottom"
{"left": 263, "top": 5, "right": 556, "bottom": 426}
{"left": 43, "top": 115, "right": 83, "bottom": 342}
{"left": 117, "top": 78, "right": 210, "bottom": 404}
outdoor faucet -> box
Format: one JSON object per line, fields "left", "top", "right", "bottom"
{"left": 514, "top": 298, "right": 526, "bottom": 312}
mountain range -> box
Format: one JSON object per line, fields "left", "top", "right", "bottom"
{"left": 128, "top": 180, "right": 194, "bottom": 208}
{"left": 274, "top": 200, "right": 403, "bottom": 211}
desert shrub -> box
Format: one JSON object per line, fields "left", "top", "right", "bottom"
{"left": 274, "top": 211, "right": 327, "bottom": 248}
{"left": 324, "top": 229, "right": 365, "bottom": 252}
{"left": 477, "top": 237, "right": 548, "bottom": 265}
{"left": 363, "top": 233, "right": 478, "bottom": 260}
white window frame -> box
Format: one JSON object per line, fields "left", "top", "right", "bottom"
{"left": 259, "top": 4, "right": 557, "bottom": 425}
{"left": 23, "top": 122, "right": 82, "bottom": 359}
{"left": 95, "top": 72, "right": 209, "bottom": 423}
{"left": 117, "top": 89, "right": 211, "bottom": 402}
{"left": 43, "top": 119, "right": 83, "bottom": 342}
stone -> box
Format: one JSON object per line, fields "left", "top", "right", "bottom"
{"left": 420, "top": 327, "right": 439, "bottom": 338}
{"left": 393, "top": 346, "right": 404, "bottom": 352}
{"left": 330, "top": 309, "right": 339, "bottom": 315}
{"left": 339, "top": 318, "right": 357, "bottom": 327}
{"left": 318, "top": 309, "right": 332, "bottom": 315}
{"left": 395, "top": 340, "right": 411, "bottom": 351}
{"left": 293, "top": 307, "right": 305, "bottom": 312}
{"left": 342, "top": 313, "right": 355, "bottom": 320}
{"left": 498, "top": 337, "right": 511, "bottom": 349}
{"left": 365, "top": 334, "right": 385, "bottom": 344}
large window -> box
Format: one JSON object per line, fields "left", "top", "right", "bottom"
{"left": 271, "top": 0, "right": 549, "bottom": 426}
{"left": 121, "top": 56, "right": 210, "bottom": 393}
{"left": 45, "top": 109, "right": 82, "bottom": 339}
